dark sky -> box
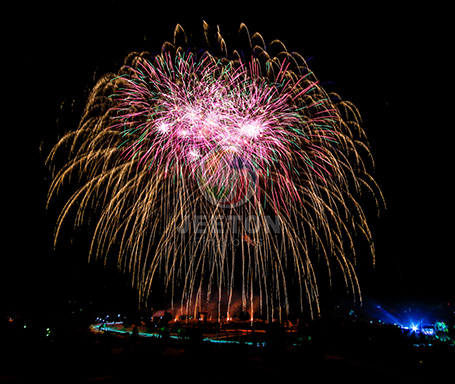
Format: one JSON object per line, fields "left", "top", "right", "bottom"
{"left": 4, "top": 2, "right": 453, "bottom": 315}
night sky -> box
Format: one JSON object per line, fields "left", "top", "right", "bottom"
{"left": 4, "top": 2, "right": 453, "bottom": 316}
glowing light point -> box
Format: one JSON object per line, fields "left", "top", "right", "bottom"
{"left": 188, "top": 149, "right": 200, "bottom": 160}
{"left": 179, "top": 129, "right": 190, "bottom": 138}
{"left": 239, "top": 122, "right": 262, "bottom": 138}
{"left": 157, "top": 122, "right": 170, "bottom": 134}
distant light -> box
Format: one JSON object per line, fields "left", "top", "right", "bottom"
{"left": 421, "top": 326, "right": 435, "bottom": 336}
{"left": 411, "top": 325, "right": 418, "bottom": 332}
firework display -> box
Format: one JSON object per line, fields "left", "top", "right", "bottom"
{"left": 47, "top": 23, "right": 382, "bottom": 321}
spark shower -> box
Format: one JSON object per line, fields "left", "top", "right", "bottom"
{"left": 47, "top": 23, "right": 383, "bottom": 321}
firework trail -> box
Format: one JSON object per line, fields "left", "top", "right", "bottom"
{"left": 47, "top": 23, "right": 383, "bottom": 320}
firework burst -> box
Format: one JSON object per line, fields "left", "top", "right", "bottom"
{"left": 47, "top": 23, "right": 383, "bottom": 320}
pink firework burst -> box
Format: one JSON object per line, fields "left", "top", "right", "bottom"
{"left": 110, "top": 51, "right": 338, "bottom": 211}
